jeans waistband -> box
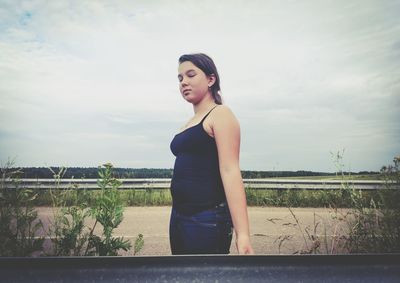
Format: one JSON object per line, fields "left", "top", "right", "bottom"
{"left": 172, "top": 201, "right": 228, "bottom": 217}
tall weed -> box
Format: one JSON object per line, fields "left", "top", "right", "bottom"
{"left": 47, "top": 163, "right": 141, "bottom": 256}
{"left": 343, "top": 156, "right": 400, "bottom": 253}
{"left": 0, "top": 158, "right": 44, "bottom": 256}
{"left": 85, "top": 163, "right": 132, "bottom": 256}
{"left": 47, "top": 166, "right": 91, "bottom": 256}
{"left": 267, "top": 152, "right": 400, "bottom": 254}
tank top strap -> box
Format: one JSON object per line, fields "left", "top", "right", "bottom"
{"left": 200, "top": 105, "right": 219, "bottom": 123}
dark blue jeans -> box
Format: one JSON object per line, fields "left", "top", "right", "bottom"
{"left": 169, "top": 202, "right": 233, "bottom": 255}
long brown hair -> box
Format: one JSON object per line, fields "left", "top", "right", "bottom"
{"left": 178, "top": 53, "right": 223, "bottom": 105}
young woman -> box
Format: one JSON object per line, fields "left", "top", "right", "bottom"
{"left": 169, "top": 53, "right": 254, "bottom": 255}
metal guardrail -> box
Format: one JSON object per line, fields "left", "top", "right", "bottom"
{"left": 2, "top": 178, "right": 398, "bottom": 190}
{"left": 0, "top": 254, "right": 399, "bottom": 282}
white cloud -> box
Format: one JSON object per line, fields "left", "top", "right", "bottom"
{"left": 0, "top": 0, "right": 399, "bottom": 171}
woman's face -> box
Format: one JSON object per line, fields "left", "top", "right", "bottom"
{"left": 178, "top": 61, "right": 212, "bottom": 104}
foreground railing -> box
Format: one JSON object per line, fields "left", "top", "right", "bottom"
{"left": 3, "top": 178, "right": 398, "bottom": 190}
{"left": 0, "top": 254, "right": 399, "bottom": 282}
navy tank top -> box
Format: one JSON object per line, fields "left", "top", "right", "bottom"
{"left": 170, "top": 105, "right": 226, "bottom": 215}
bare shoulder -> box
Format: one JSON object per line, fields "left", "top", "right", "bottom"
{"left": 213, "top": 105, "right": 239, "bottom": 124}
{"left": 210, "top": 105, "right": 240, "bottom": 131}
{"left": 204, "top": 105, "right": 239, "bottom": 138}
{"left": 213, "top": 105, "right": 236, "bottom": 118}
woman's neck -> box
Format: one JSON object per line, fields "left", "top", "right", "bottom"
{"left": 192, "top": 95, "right": 217, "bottom": 115}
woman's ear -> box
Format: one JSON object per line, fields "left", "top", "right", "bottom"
{"left": 208, "top": 74, "right": 216, "bottom": 87}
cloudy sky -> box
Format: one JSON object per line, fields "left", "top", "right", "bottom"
{"left": 0, "top": 0, "right": 399, "bottom": 172}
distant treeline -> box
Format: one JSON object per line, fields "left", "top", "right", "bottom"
{"left": 11, "top": 167, "right": 379, "bottom": 179}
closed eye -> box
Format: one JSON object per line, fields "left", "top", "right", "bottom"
{"left": 177, "top": 70, "right": 196, "bottom": 82}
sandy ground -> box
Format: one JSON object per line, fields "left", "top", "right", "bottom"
{"left": 37, "top": 206, "right": 351, "bottom": 256}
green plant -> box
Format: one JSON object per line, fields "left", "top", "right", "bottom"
{"left": 86, "top": 163, "right": 133, "bottom": 256}
{"left": 267, "top": 152, "right": 400, "bottom": 254}
{"left": 324, "top": 151, "right": 400, "bottom": 253}
{"left": 0, "top": 157, "right": 44, "bottom": 256}
{"left": 134, "top": 233, "right": 144, "bottom": 255}
{"left": 47, "top": 166, "right": 91, "bottom": 256}
{"left": 47, "top": 163, "right": 143, "bottom": 256}
{"left": 343, "top": 156, "right": 400, "bottom": 253}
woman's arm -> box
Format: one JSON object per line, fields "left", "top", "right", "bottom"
{"left": 213, "top": 105, "right": 254, "bottom": 255}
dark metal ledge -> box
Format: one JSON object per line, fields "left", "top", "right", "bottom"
{"left": 1, "top": 254, "right": 399, "bottom": 282}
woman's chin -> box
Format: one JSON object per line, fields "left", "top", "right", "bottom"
{"left": 183, "top": 95, "right": 194, "bottom": 102}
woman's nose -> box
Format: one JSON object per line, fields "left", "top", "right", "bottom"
{"left": 181, "top": 79, "right": 188, "bottom": 86}
{"left": 182, "top": 75, "right": 192, "bottom": 85}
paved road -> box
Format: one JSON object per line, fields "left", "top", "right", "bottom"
{"left": 37, "top": 206, "right": 351, "bottom": 255}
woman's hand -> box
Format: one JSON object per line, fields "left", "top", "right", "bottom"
{"left": 236, "top": 234, "right": 254, "bottom": 255}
